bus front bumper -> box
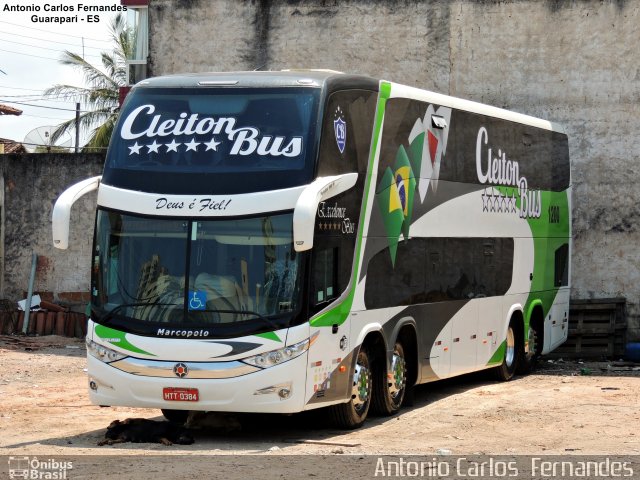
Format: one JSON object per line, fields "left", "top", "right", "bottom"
{"left": 86, "top": 352, "right": 309, "bottom": 413}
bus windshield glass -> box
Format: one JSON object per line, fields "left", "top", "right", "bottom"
{"left": 107, "top": 87, "right": 319, "bottom": 175}
{"left": 91, "top": 210, "right": 303, "bottom": 337}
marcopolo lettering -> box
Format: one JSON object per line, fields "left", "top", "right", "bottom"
{"left": 121, "top": 104, "right": 302, "bottom": 157}
{"left": 157, "top": 328, "right": 210, "bottom": 338}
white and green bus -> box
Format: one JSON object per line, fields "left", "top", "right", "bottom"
{"left": 52, "top": 71, "right": 571, "bottom": 428}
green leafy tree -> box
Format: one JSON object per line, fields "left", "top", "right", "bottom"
{"left": 45, "top": 13, "right": 132, "bottom": 152}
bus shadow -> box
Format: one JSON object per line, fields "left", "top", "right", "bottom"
{"left": 3, "top": 367, "right": 579, "bottom": 453}
{"left": 3, "top": 372, "right": 498, "bottom": 452}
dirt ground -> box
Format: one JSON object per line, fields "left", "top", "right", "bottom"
{"left": 0, "top": 335, "right": 639, "bottom": 476}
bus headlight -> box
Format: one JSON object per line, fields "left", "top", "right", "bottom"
{"left": 87, "top": 339, "right": 128, "bottom": 363}
{"left": 242, "top": 338, "right": 310, "bottom": 368}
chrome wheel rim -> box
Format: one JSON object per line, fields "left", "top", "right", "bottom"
{"left": 352, "top": 356, "right": 370, "bottom": 413}
{"left": 505, "top": 327, "right": 515, "bottom": 367}
{"left": 388, "top": 349, "right": 406, "bottom": 400}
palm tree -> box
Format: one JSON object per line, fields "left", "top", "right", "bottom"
{"left": 45, "top": 13, "right": 132, "bottom": 152}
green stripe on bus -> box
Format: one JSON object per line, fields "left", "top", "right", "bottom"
{"left": 487, "top": 340, "right": 506, "bottom": 366}
{"left": 254, "top": 331, "right": 282, "bottom": 342}
{"left": 95, "top": 324, "right": 155, "bottom": 356}
{"left": 310, "top": 81, "right": 392, "bottom": 328}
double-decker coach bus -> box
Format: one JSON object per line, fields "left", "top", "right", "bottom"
{"left": 52, "top": 70, "right": 571, "bottom": 428}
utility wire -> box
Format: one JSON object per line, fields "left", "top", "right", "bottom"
{"left": 0, "top": 85, "right": 49, "bottom": 92}
{"left": 0, "top": 99, "right": 100, "bottom": 113}
{"left": 0, "top": 20, "right": 112, "bottom": 43}
{"left": 21, "top": 113, "right": 73, "bottom": 121}
{"left": 0, "top": 48, "right": 64, "bottom": 61}
{"left": 1, "top": 95, "right": 91, "bottom": 103}
{"left": 0, "top": 38, "right": 102, "bottom": 59}
{"left": 0, "top": 31, "right": 107, "bottom": 50}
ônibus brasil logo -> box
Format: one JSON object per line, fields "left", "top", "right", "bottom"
{"left": 120, "top": 104, "right": 303, "bottom": 158}
{"left": 8, "top": 456, "right": 73, "bottom": 479}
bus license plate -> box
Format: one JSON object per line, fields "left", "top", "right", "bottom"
{"left": 163, "top": 387, "right": 199, "bottom": 402}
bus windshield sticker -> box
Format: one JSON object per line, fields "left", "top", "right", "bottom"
{"left": 333, "top": 106, "right": 346, "bottom": 154}
{"left": 188, "top": 290, "right": 207, "bottom": 311}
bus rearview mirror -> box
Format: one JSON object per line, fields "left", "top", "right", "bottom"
{"left": 52, "top": 176, "right": 102, "bottom": 250}
{"left": 292, "top": 173, "right": 358, "bottom": 252}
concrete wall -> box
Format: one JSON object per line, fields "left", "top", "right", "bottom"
{"left": 146, "top": 0, "right": 640, "bottom": 340}
{"left": 0, "top": 154, "right": 104, "bottom": 306}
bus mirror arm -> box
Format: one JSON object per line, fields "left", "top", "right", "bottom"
{"left": 52, "top": 175, "right": 102, "bottom": 250}
{"left": 292, "top": 173, "right": 358, "bottom": 252}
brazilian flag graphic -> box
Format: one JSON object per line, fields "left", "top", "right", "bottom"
{"left": 376, "top": 141, "right": 422, "bottom": 266}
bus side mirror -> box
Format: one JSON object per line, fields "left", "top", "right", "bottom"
{"left": 293, "top": 173, "right": 357, "bottom": 252}
{"left": 52, "top": 176, "right": 102, "bottom": 250}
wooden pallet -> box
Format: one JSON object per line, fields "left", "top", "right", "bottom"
{"left": 551, "top": 298, "right": 626, "bottom": 359}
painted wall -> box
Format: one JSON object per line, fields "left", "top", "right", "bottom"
{"left": 147, "top": 0, "right": 640, "bottom": 339}
{"left": 0, "top": 154, "right": 104, "bottom": 307}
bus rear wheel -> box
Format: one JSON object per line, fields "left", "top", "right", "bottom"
{"left": 518, "top": 326, "right": 539, "bottom": 374}
{"left": 329, "top": 347, "right": 372, "bottom": 429}
{"left": 494, "top": 321, "right": 519, "bottom": 381}
{"left": 372, "top": 341, "right": 407, "bottom": 415}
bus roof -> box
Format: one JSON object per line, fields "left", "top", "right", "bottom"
{"left": 132, "top": 71, "right": 566, "bottom": 135}
{"left": 133, "top": 70, "right": 379, "bottom": 91}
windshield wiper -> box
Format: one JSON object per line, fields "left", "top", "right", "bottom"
{"left": 97, "top": 302, "right": 180, "bottom": 323}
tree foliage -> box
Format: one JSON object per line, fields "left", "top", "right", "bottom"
{"left": 45, "top": 13, "right": 131, "bottom": 152}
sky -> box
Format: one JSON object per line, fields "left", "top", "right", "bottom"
{"left": 0, "top": 0, "right": 120, "bottom": 148}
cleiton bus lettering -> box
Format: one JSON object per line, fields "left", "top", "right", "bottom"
{"left": 475, "top": 126, "right": 521, "bottom": 187}
{"left": 120, "top": 104, "right": 302, "bottom": 157}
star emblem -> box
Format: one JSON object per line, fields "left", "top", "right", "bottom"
{"left": 128, "top": 142, "right": 142, "bottom": 155}
{"left": 166, "top": 139, "right": 180, "bottom": 152}
{"left": 147, "top": 140, "right": 161, "bottom": 153}
{"left": 481, "top": 189, "right": 489, "bottom": 212}
{"left": 184, "top": 138, "right": 200, "bottom": 152}
{"left": 173, "top": 362, "right": 189, "bottom": 378}
{"left": 204, "top": 137, "right": 221, "bottom": 151}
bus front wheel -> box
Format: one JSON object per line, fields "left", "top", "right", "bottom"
{"left": 329, "top": 347, "right": 372, "bottom": 429}
{"left": 494, "top": 321, "right": 519, "bottom": 381}
{"left": 372, "top": 341, "right": 407, "bottom": 415}
{"left": 161, "top": 409, "right": 189, "bottom": 424}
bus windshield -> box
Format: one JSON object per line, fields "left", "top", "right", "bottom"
{"left": 91, "top": 210, "right": 303, "bottom": 337}
{"left": 103, "top": 87, "right": 320, "bottom": 195}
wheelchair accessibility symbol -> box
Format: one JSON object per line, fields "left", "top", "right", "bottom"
{"left": 188, "top": 290, "right": 207, "bottom": 311}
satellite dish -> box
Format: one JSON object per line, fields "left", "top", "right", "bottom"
{"left": 23, "top": 126, "right": 72, "bottom": 153}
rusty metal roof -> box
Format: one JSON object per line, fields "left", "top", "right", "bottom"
{"left": 0, "top": 104, "right": 22, "bottom": 116}
{"left": 0, "top": 138, "right": 27, "bottom": 154}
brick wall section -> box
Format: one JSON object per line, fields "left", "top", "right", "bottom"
{"left": 0, "top": 153, "right": 104, "bottom": 306}
{"left": 147, "top": 0, "right": 640, "bottom": 341}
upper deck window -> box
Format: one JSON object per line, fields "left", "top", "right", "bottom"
{"left": 104, "top": 87, "right": 320, "bottom": 194}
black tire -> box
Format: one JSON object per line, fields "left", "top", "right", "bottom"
{"left": 372, "top": 341, "right": 407, "bottom": 415}
{"left": 518, "top": 326, "right": 539, "bottom": 374}
{"left": 329, "top": 347, "right": 372, "bottom": 429}
{"left": 494, "top": 321, "right": 519, "bottom": 381}
{"left": 161, "top": 409, "right": 189, "bottom": 424}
